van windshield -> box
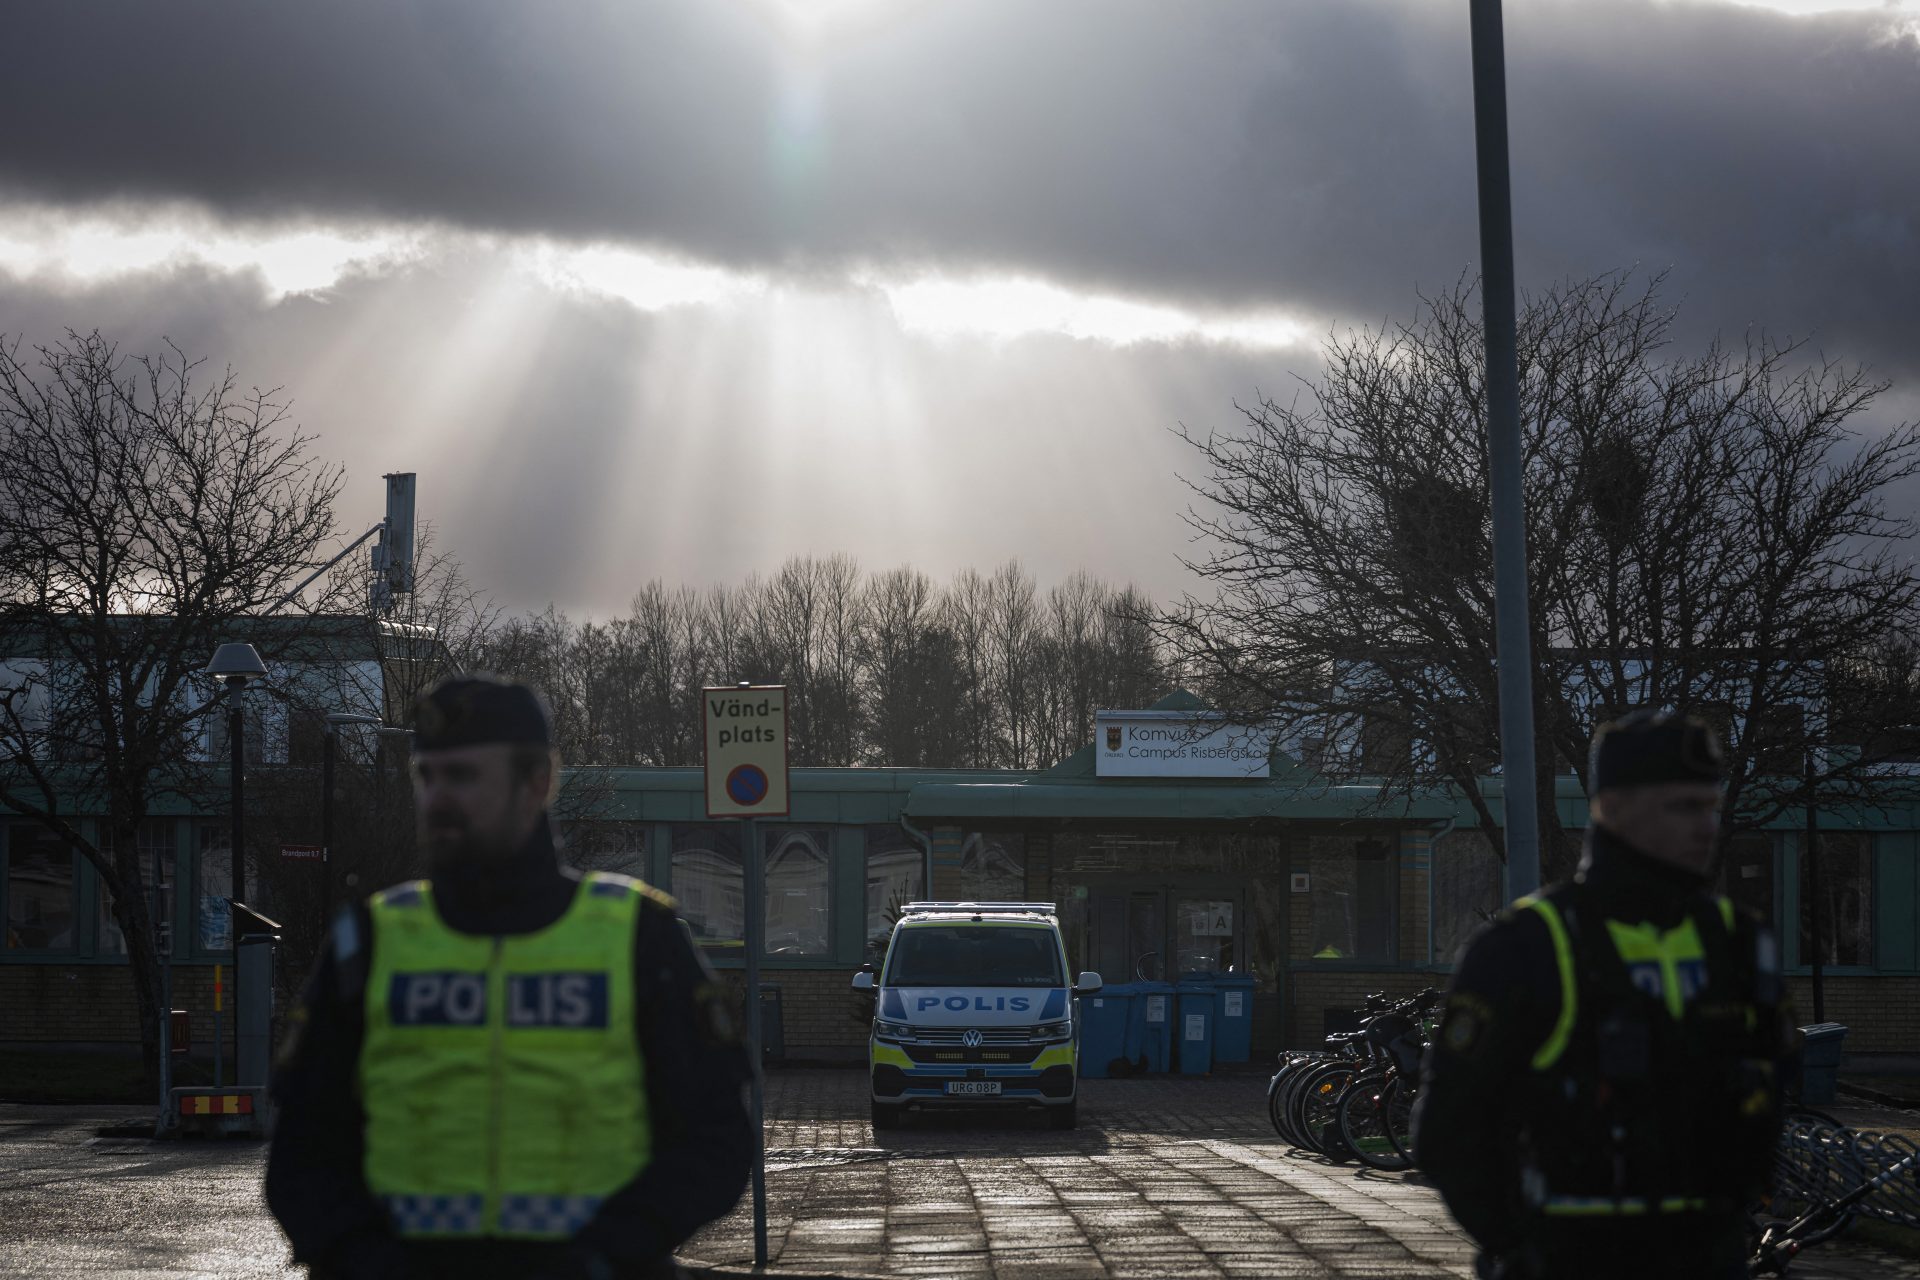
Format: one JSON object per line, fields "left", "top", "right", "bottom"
{"left": 885, "top": 925, "right": 1064, "bottom": 989}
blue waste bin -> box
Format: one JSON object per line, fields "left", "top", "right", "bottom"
{"left": 1076, "top": 983, "right": 1134, "bottom": 1079}
{"left": 1131, "top": 981, "right": 1176, "bottom": 1073}
{"left": 1210, "top": 973, "right": 1257, "bottom": 1064}
{"left": 1798, "top": 1023, "right": 1848, "bottom": 1105}
{"left": 1175, "top": 978, "right": 1216, "bottom": 1076}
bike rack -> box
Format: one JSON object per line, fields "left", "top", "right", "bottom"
{"left": 1773, "top": 1119, "right": 1920, "bottom": 1230}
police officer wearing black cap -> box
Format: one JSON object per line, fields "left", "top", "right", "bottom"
{"left": 266, "top": 675, "right": 752, "bottom": 1279}
{"left": 1413, "top": 710, "right": 1790, "bottom": 1279}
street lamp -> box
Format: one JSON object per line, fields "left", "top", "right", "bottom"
{"left": 206, "top": 643, "right": 268, "bottom": 908}
{"left": 205, "top": 641, "right": 265, "bottom": 1090}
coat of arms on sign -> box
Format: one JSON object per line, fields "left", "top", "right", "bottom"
{"left": 1106, "top": 726, "right": 1122, "bottom": 751}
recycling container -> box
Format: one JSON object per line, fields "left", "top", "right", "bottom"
{"left": 1210, "top": 972, "right": 1257, "bottom": 1064}
{"left": 1798, "top": 1023, "right": 1848, "bottom": 1105}
{"left": 1175, "top": 978, "right": 1216, "bottom": 1076}
{"left": 1076, "top": 982, "right": 1134, "bottom": 1079}
{"left": 1131, "top": 981, "right": 1176, "bottom": 1073}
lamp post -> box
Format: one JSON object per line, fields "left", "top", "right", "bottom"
{"left": 205, "top": 641, "right": 266, "bottom": 1086}
{"left": 1804, "top": 743, "right": 1824, "bottom": 1023}
{"left": 207, "top": 643, "right": 268, "bottom": 906}
{"left": 1469, "top": 0, "right": 1541, "bottom": 901}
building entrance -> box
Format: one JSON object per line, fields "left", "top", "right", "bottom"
{"left": 1088, "top": 881, "right": 1246, "bottom": 982}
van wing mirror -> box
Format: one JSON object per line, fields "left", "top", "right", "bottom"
{"left": 1073, "top": 971, "right": 1103, "bottom": 996}
{"left": 849, "top": 969, "right": 877, "bottom": 1024}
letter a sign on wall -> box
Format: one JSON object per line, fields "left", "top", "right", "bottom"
{"left": 704, "top": 685, "right": 790, "bottom": 818}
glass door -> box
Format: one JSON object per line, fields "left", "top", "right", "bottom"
{"left": 1173, "top": 893, "right": 1242, "bottom": 976}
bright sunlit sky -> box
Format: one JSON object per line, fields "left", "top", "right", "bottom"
{"left": 2, "top": 0, "right": 1916, "bottom": 616}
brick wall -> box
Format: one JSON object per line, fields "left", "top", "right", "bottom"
{"left": 1784, "top": 976, "right": 1920, "bottom": 1054}
{"left": 0, "top": 961, "right": 266, "bottom": 1051}
{"left": 1286, "top": 967, "right": 1440, "bottom": 1049}
{"left": 715, "top": 966, "right": 863, "bottom": 1057}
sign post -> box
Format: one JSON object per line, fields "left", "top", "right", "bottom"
{"left": 703, "top": 683, "right": 788, "bottom": 1270}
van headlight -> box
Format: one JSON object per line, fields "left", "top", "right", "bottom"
{"left": 874, "top": 1020, "right": 913, "bottom": 1042}
{"left": 1033, "top": 1020, "right": 1072, "bottom": 1042}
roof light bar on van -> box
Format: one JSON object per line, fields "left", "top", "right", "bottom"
{"left": 900, "top": 901, "right": 1058, "bottom": 915}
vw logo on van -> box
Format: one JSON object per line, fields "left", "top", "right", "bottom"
{"left": 962, "top": 1029, "right": 984, "bottom": 1048}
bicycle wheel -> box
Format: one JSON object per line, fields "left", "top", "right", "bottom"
{"left": 1284, "top": 1055, "right": 1339, "bottom": 1150}
{"left": 1383, "top": 1075, "right": 1418, "bottom": 1166}
{"left": 1337, "top": 1069, "right": 1411, "bottom": 1171}
{"left": 1272, "top": 1055, "right": 1322, "bottom": 1148}
{"left": 1295, "top": 1060, "right": 1360, "bottom": 1161}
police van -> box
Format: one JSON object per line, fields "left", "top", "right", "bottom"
{"left": 850, "top": 902, "right": 1101, "bottom": 1130}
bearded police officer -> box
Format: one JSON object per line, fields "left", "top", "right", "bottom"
{"left": 1413, "top": 711, "right": 1789, "bottom": 1279}
{"left": 266, "top": 676, "right": 751, "bottom": 1279}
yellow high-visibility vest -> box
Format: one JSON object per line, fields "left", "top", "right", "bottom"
{"left": 360, "top": 873, "right": 652, "bottom": 1239}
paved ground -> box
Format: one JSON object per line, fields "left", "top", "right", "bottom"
{"left": 685, "top": 1069, "right": 1918, "bottom": 1280}
{"left": 0, "top": 1071, "right": 1914, "bottom": 1277}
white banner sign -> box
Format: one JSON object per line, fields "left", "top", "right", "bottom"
{"left": 1095, "top": 711, "right": 1273, "bottom": 778}
{"left": 704, "top": 685, "right": 790, "bottom": 818}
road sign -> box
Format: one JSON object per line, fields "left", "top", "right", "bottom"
{"left": 280, "top": 844, "right": 325, "bottom": 861}
{"left": 704, "top": 686, "right": 789, "bottom": 818}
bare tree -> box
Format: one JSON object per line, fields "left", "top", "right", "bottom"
{"left": 814, "top": 554, "right": 866, "bottom": 767}
{"left": 0, "top": 330, "right": 344, "bottom": 1086}
{"left": 987, "top": 561, "right": 1043, "bottom": 769}
{"left": 944, "top": 568, "right": 997, "bottom": 767}
{"left": 1162, "top": 272, "right": 1920, "bottom": 876}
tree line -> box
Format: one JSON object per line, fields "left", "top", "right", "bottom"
{"left": 474, "top": 557, "right": 1174, "bottom": 772}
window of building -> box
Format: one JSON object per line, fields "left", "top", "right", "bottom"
{"left": 672, "top": 824, "right": 742, "bottom": 953}
{"left": 1307, "top": 836, "right": 1396, "bottom": 962}
{"left": 1430, "top": 832, "right": 1504, "bottom": 965}
{"left": 97, "top": 820, "right": 175, "bottom": 958}
{"left": 960, "top": 832, "right": 1025, "bottom": 901}
{"left": 865, "top": 826, "right": 923, "bottom": 962}
{"left": 1800, "top": 833, "right": 1872, "bottom": 967}
{"left": 764, "top": 827, "right": 832, "bottom": 958}
{"left": 5, "top": 823, "right": 75, "bottom": 952}
{"left": 566, "top": 821, "right": 647, "bottom": 878}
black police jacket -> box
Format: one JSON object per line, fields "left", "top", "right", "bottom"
{"left": 264, "top": 817, "right": 753, "bottom": 1279}
{"left": 1411, "top": 826, "right": 1791, "bottom": 1278}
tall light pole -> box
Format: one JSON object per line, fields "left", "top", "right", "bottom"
{"left": 207, "top": 643, "right": 268, "bottom": 903}
{"left": 206, "top": 641, "right": 266, "bottom": 1084}
{"left": 1469, "top": 0, "right": 1541, "bottom": 899}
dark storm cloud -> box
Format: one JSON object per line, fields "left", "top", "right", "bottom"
{"left": 3, "top": 1, "right": 1916, "bottom": 371}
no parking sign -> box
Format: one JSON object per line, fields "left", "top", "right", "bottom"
{"left": 703, "top": 685, "right": 789, "bottom": 818}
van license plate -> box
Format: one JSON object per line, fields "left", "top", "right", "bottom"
{"left": 945, "top": 1081, "right": 1001, "bottom": 1096}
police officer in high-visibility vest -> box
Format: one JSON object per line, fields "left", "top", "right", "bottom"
{"left": 266, "top": 676, "right": 751, "bottom": 1279}
{"left": 1413, "top": 711, "right": 1789, "bottom": 1280}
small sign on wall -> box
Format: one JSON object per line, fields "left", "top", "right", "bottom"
{"left": 1290, "top": 872, "right": 1311, "bottom": 894}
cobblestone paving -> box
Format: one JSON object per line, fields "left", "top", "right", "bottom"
{"left": 0, "top": 1078, "right": 1914, "bottom": 1277}
{"left": 687, "top": 1068, "right": 1920, "bottom": 1280}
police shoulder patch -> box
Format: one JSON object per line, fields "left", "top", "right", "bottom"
{"left": 1439, "top": 992, "right": 1494, "bottom": 1057}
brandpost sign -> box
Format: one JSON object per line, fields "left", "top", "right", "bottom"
{"left": 703, "top": 685, "right": 790, "bottom": 818}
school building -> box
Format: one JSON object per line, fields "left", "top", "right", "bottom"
{"left": 7, "top": 691, "right": 1918, "bottom": 1066}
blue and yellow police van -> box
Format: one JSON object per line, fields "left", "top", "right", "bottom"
{"left": 850, "top": 902, "right": 1102, "bottom": 1130}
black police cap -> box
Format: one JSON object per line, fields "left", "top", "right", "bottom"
{"left": 411, "top": 675, "right": 552, "bottom": 751}
{"left": 1589, "top": 709, "right": 1725, "bottom": 793}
